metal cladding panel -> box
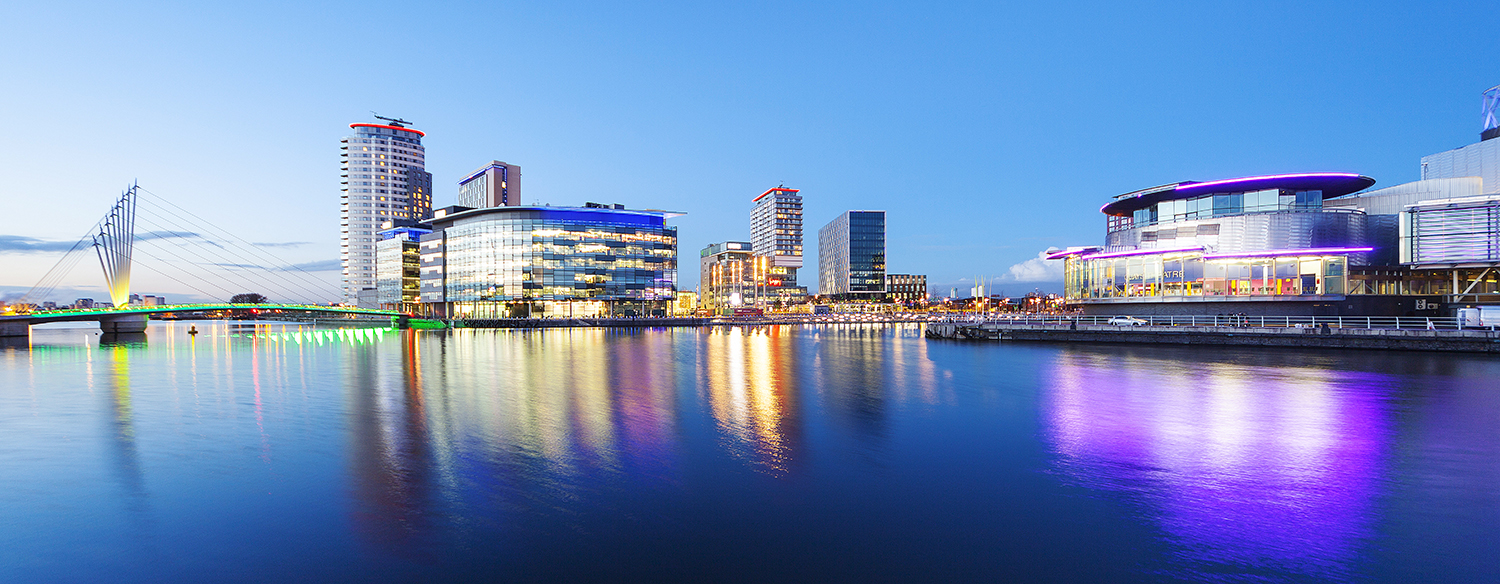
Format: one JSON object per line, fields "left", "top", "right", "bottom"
{"left": 1421, "top": 138, "right": 1500, "bottom": 194}
{"left": 773, "top": 255, "right": 803, "bottom": 268}
{"left": 1326, "top": 178, "right": 1484, "bottom": 215}
{"left": 1100, "top": 210, "right": 1373, "bottom": 264}
{"left": 1403, "top": 199, "right": 1500, "bottom": 264}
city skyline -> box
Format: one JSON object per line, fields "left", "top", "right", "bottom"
{"left": 2, "top": 2, "right": 1497, "bottom": 303}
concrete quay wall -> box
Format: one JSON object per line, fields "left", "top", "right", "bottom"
{"left": 925, "top": 323, "right": 1500, "bottom": 353}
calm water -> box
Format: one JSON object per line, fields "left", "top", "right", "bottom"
{"left": 1, "top": 322, "right": 1497, "bottom": 583}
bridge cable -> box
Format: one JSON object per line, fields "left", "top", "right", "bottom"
{"left": 126, "top": 231, "right": 265, "bottom": 302}
{"left": 134, "top": 188, "right": 343, "bottom": 299}
{"left": 131, "top": 209, "right": 327, "bottom": 303}
{"left": 131, "top": 196, "right": 339, "bottom": 304}
{"left": 18, "top": 219, "right": 104, "bottom": 307}
{"left": 132, "top": 192, "right": 337, "bottom": 300}
{"left": 127, "top": 247, "right": 241, "bottom": 303}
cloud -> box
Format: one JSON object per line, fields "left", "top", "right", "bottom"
{"left": 283, "top": 259, "right": 341, "bottom": 272}
{"left": 138, "top": 230, "right": 202, "bottom": 241}
{"left": 0, "top": 235, "right": 83, "bottom": 253}
{"left": 1004, "top": 251, "right": 1064, "bottom": 282}
{"left": 254, "top": 241, "right": 313, "bottom": 248}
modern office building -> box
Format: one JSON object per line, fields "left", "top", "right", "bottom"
{"left": 750, "top": 187, "right": 807, "bottom": 304}
{"left": 341, "top": 118, "right": 429, "bottom": 304}
{"left": 375, "top": 222, "right": 430, "bottom": 312}
{"left": 699, "top": 241, "right": 754, "bottom": 314}
{"left": 886, "top": 274, "right": 927, "bottom": 304}
{"left": 817, "top": 210, "right": 887, "bottom": 299}
{"left": 456, "top": 161, "right": 522, "bottom": 208}
{"left": 402, "top": 204, "right": 678, "bottom": 318}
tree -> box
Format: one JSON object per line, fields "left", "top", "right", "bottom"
{"left": 231, "top": 293, "right": 268, "bottom": 304}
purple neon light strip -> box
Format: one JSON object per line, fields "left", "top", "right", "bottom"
{"left": 1080, "top": 246, "right": 1204, "bottom": 260}
{"left": 1201, "top": 247, "right": 1374, "bottom": 259}
{"left": 1045, "top": 248, "right": 1099, "bottom": 260}
{"left": 1173, "top": 172, "right": 1364, "bottom": 193}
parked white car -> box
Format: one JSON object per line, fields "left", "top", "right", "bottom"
{"left": 1107, "top": 316, "right": 1148, "bottom": 326}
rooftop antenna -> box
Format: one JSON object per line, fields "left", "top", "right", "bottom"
{"left": 370, "top": 111, "right": 411, "bottom": 128}
{"left": 1483, "top": 85, "right": 1500, "bottom": 141}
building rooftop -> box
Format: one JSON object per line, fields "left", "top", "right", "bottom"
{"left": 1101, "top": 173, "right": 1376, "bottom": 216}
{"left": 349, "top": 123, "right": 425, "bottom": 137}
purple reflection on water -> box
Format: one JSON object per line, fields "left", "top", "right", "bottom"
{"left": 1041, "top": 351, "right": 1393, "bottom": 578}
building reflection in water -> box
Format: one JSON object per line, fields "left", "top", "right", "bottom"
{"left": 344, "top": 327, "right": 685, "bottom": 549}
{"left": 701, "top": 325, "right": 802, "bottom": 477}
{"left": 347, "top": 327, "right": 438, "bottom": 554}
{"left": 1041, "top": 348, "right": 1389, "bottom": 579}
{"left": 812, "top": 325, "right": 898, "bottom": 442}
{"left": 336, "top": 323, "right": 946, "bottom": 551}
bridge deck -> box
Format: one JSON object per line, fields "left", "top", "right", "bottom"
{"left": 2, "top": 304, "right": 401, "bottom": 324}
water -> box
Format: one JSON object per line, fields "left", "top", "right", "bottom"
{"left": 1, "top": 321, "right": 1497, "bottom": 583}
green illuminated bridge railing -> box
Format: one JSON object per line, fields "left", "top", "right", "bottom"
{"left": 1, "top": 304, "right": 403, "bottom": 322}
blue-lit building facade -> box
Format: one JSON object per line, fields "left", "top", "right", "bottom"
{"left": 1051, "top": 173, "right": 1391, "bottom": 315}
{"left": 406, "top": 204, "right": 679, "bottom": 318}
{"left": 375, "top": 223, "right": 430, "bottom": 312}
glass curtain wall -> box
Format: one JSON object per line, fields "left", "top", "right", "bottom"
{"left": 1125, "top": 190, "right": 1323, "bottom": 230}
{"left": 442, "top": 210, "right": 677, "bottom": 317}
{"left": 847, "top": 211, "right": 886, "bottom": 293}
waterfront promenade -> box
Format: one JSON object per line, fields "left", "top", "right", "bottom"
{"left": 927, "top": 314, "right": 1500, "bottom": 353}
{"left": 444, "top": 313, "right": 931, "bottom": 328}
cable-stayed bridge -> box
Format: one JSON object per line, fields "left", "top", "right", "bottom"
{"left": 2, "top": 184, "right": 399, "bottom": 337}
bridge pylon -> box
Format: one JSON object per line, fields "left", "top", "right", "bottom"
{"left": 92, "top": 184, "right": 137, "bottom": 308}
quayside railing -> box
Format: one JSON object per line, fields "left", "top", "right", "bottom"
{"left": 934, "top": 314, "right": 1497, "bottom": 331}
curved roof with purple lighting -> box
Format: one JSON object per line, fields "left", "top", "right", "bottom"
{"left": 1099, "top": 173, "right": 1376, "bottom": 217}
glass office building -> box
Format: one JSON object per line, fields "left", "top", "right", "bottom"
{"left": 818, "top": 210, "right": 887, "bottom": 299}
{"left": 374, "top": 224, "right": 428, "bottom": 312}
{"left": 418, "top": 205, "right": 678, "bottom": 318}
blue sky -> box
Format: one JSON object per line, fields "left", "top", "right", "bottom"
{"left": 1, "top": 1, "right": 1496, "bottom": 303}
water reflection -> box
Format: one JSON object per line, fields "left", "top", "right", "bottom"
{"left": 99, "top": 343, "right": 150, "bottom": 518}
{"left": 701, "top": 326, "right": 802, "bottom": 476}
{"left": 348, "top": 327, "right": 437, "bottom": 553}
{"left": 1042, "top": 347, "right": 1393, "bottom": 579}
{"left": 10, "top": 320, "right": 1500, "bottom": 581}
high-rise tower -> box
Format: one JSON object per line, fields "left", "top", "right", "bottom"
{"left": 818, "top": 210, "right": 886, "bottom": 299}
{"left": 749, "top": 186, "right": 806, "bottom": 304}
{"left": 341, "top": 118, "right": 430, "bottom": 304}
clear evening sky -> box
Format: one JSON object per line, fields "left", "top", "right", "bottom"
{"left": 1, "top": 1, "right": 1495, "bottom": 303}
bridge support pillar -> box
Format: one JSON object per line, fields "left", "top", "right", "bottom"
{"left": 101, "top": 314, "right": 149, "bottom": 334}
{"left": 0, "top": 321, "right": 30, "bottom": 337}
